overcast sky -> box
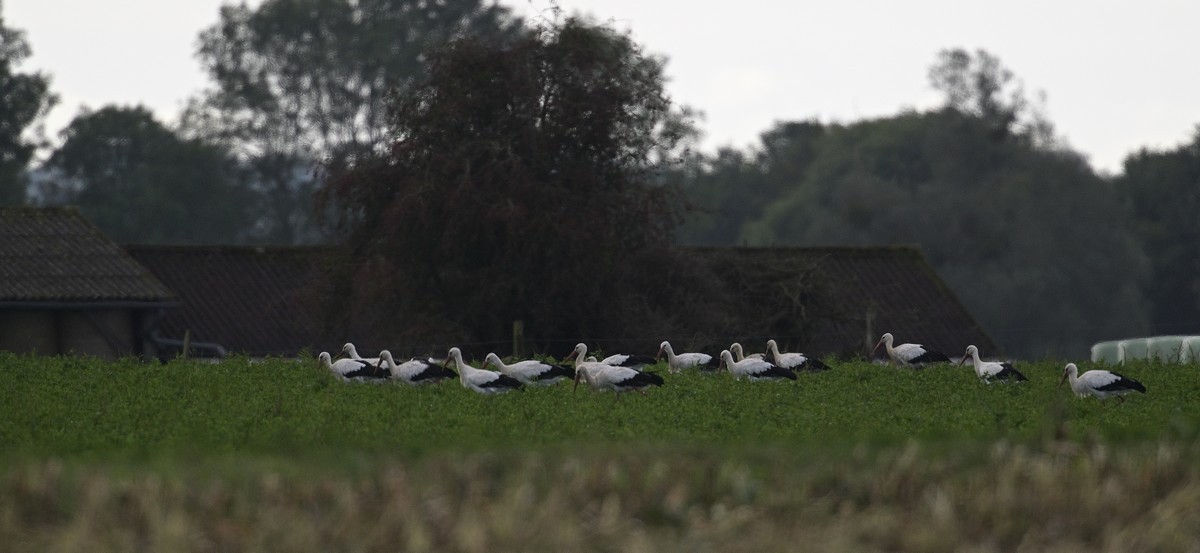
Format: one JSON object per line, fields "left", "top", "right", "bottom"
{"left": 7, "top": 0, "right": 1199, "bottom": 174}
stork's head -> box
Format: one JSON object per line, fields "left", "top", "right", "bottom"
{"left": 564, "top": 343, "right": 587, "bottom": 364}
{"left": 872, "top": 333, "right": 894, "bottom": 355}
{"left": 1059, "top": 363, "right": 1078, "bottom": 388}
{"left": 958, "top": 345, "right": 978, "bottom": 366}
{"left": 444, "top": 347, "right": 463, "bottom": 369}
{"left": 719, "top": 350, "right": 734, "bottom": 372}
{"left": 482, "top": 352, "right": 502, "bottom": 371}
{"left": 656, "top": 341, "right": 671, "bottom": 361}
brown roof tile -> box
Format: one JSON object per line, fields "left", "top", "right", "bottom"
{"left": 0, "top": 207, "right": 174, "bottom": 303}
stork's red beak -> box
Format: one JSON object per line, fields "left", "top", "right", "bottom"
{"left": 655, "top": 345, "right": 664, "bottom": 361}
{"left": 957, "top": 351, "right": 968, "bottom": 366}
{"left": 1058, "top": 372, "right": 1068, "bottom": 388}
{"left": 871, "top": 340, "right": 884, "bottom": 356}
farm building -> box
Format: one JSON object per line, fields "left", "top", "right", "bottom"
{"left": 124, "top": 245, "right": 338, "bottom": 359}
{"left": 0, "top": 207, "right": 176, "bottom": 360}
{"left": 1, "top": 207, "right": 995, "bottom": 360}
{"left": 127, "top": 244, "right": 996, "bottom": 360}
{"left": 691, "top": 246, "right": 996, "bottom": 359}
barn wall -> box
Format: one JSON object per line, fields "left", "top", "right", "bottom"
{"left": 0, "top": 308, "right": 141, "bottom": 359}
{"left": 61, "top": 309, "right": 136, "bottom": 359}
{"left": 0, "top": 310, "right": 56, "bottom": 354}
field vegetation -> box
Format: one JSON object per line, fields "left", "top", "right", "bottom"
{"left": 2, "top": 353, "right": 1199, "bottom": 551}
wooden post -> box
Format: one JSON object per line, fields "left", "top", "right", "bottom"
{"left": 512, "top": 320, "right": 525, "bottom": 358}
{"left": 864, "top": 308, "right": 875, "bottom": 356}
{"left": 181, "top": 329, "right": 191, "bottom": 360}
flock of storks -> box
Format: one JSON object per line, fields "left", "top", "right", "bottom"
{"left": 316, "top": 331, "right": 1148, "bottom": 403}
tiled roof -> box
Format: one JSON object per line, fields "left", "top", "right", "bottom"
{"left": 0, "top": 207, "right": 174, "bottom": 303}
{"left": 693, "top": 246, "right": 998, "bottom": 358}
{"left": 124, "top": 245, "right": 333, "bottom": 357}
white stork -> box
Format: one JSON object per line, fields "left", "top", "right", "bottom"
{"left": 765, "top": 339, "right": 830, "bottom": 372}
{"left": 482, "top": 353, "right": 575, "bottom": 386}
{"left": 566, "top": 343, "right": 664, "bottom": 395}
{"left": 341, "top": 342, "right": 381, "bottom": 367}
{"left": 380, "top": 350, "right": 457, "bottom": 385}
{"left": 656, "top": 341, "right": 718, "bottom": 373}
{"left": 872, "top": 332, "right": 951, "bottom": 368}
{"left": 729, "top": 342, "right": 765, "bottom": 361}
{"left": 718, "top": 350, "right": 797, "bottom": 382}
{"left": 318, "top": 351, "right": 390, "bottom": 383}
{"left": 958, "top": 345, "right": 1027, "bottom": 383}
{"left": 600, "top": 352, "right": 657, "bottom": 370}
{"left": 1060, "top": 363, "right": 1146, "bottom": 403}
{"left": 445, "top": 347, "right": 523, "bottom": 395}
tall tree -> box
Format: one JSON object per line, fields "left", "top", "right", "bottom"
{"left": 38, "top": 106, "right": 255, "bottom": 244}
{"left": 674, "top": 121, "right": 825, "bottom": 245}
{"left": 1118, "top": 127, "right": 1200, "bottom": 334}
{"left": 0, "top": 5, "right": 57, "bottom": 204}
{"left": 735, "top": 111, "right": 1147, "bottom": 358}
{"left": 184, "top": 0, "right": 521, "bottom": 244}
{"left": 928, "top": 48, "right": 1054, "bottom": 145}
{"left": 317, "top": 17, "right": 701, "bottom": 352}
{"left": 674, "top": 49, "right": 1138, "bottom": 358}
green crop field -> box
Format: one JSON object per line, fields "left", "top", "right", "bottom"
{"left": 2, "top": 353, "right": 1200, "bottom": 551}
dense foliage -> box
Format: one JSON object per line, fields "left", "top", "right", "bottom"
{"left": 1117, "top": 128, "right": 1200, "bottom": 336}
{"left": 37, "top": 106, "right": 255, "bottom": 244}
{"left": 674, "top": 51, "right": 1151, "bottom": 359}
{"left": 0, "top": 8, "right": 56, "bottom": 205}
{"left": 183, "top": 0, "right": 521, "bottom": 244}
{"left": 316, "top": 18, "right": 703, "bottom": 355}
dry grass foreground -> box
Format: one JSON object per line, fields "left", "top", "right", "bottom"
{"left": 3, "top": 441, "right": 1199, "bottom": 552}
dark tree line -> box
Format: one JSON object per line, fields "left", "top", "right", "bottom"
{"left": 6, "top": 0, "right": 519, "bottom": 246}
{"left": 1118, "top": 128, "right": 1200, "bottom": 336}
{"left": 3, "top": 1, "right": 1199, "bottom": 359}
{"left": 672, "top": 50, "right": 1169, "bottom": 358}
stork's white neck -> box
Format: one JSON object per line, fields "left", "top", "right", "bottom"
{"left": 720, "top": 350, "right": 735, "bottom": 369}
{"left": 448, "top": 349, "right": 472, "bottom": 386}
{"left": 969, "top": 348, "right": 984, "bottom": 377}
{"left": 767, "top": 340, "right": 782, "bottom": 362}
{"left": 485, "top": 353, "right": 507, "bottom": 371}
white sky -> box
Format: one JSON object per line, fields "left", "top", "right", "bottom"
{"left": 6, "top": 0, "right": 1200, "bottom": 174}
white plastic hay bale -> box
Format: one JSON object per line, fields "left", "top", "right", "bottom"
{"left": 1181, "top": 337, "right": 1200, "bottom": 363}
{"left": 1090, "top": 340, "right": 1123, "bottom": 364}
{"left": 1147, "top": 335, "right": 1187, "bottom": 363}
{"left": 1117, "top": 338, "right": 1150, "bottom": 362}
